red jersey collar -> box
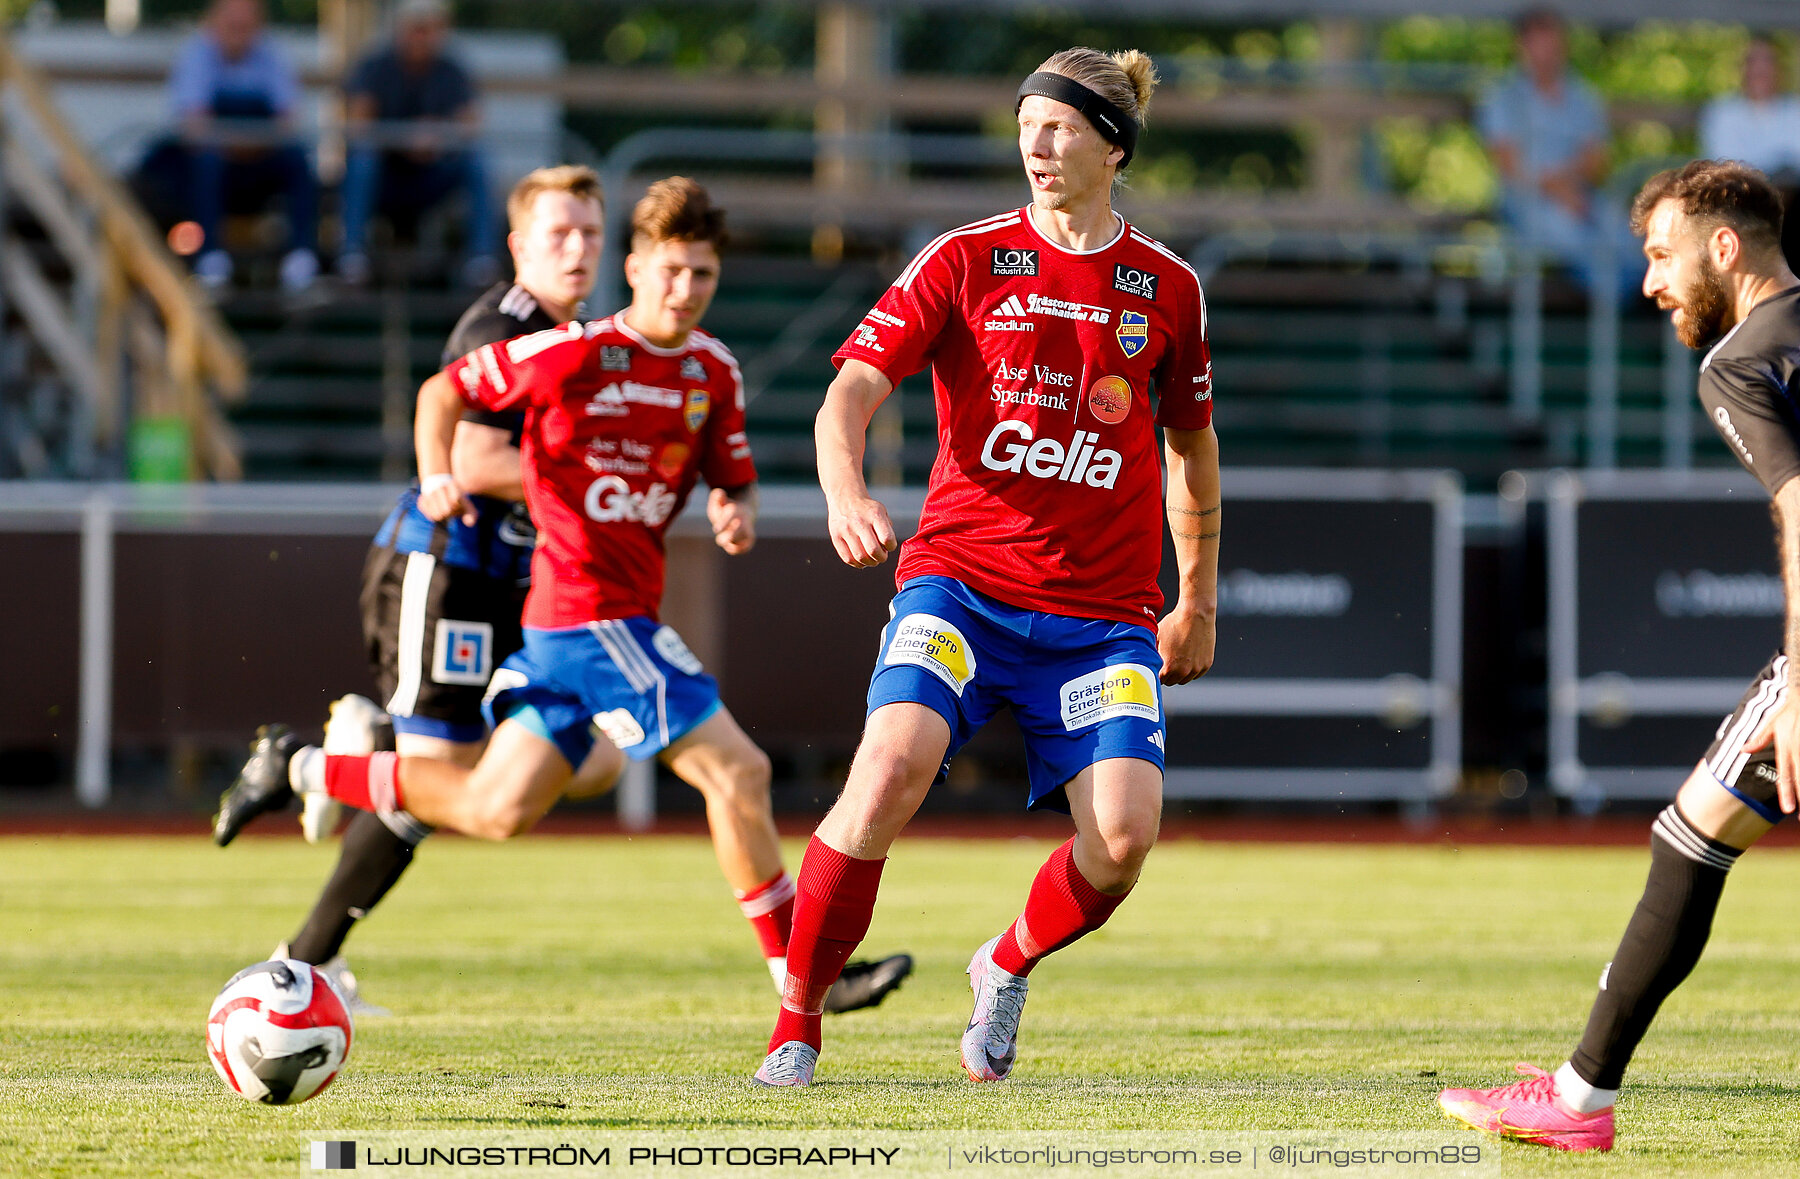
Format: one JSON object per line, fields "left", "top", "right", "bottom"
{"left": 1020, "top": 205, "right": 1126, "bottom": 257}
{"left": 611, "top": 313, "right": 700, "bottom": 357}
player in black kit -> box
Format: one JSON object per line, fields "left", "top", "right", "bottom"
{"left": 1441, "top": 160, "right": 1800, "bottom": 1153}
{"left": 238, "top": 165, "right": 604, "bottom": 1014}
{"left": 220, "top": 167, "right": 910, "bottom": 1019}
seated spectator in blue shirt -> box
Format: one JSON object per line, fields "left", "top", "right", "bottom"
{"left": 169, "top": 0, "right": 319, "bottom": 293}
{"left": 338, "top": 0, "right": 495, "bottom": 287}
{"left": 1478, "top": 7, "right": 1638, "bottom": 296}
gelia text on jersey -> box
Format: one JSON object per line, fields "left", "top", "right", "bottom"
{"left": 979, "top": 420, "right": 1121, "bottom": 488}
{"left": 583, "top": 476, "right": 677, "bottom": 526}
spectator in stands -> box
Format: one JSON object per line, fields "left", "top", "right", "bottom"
{"left": 338, "top": 0, "right": 495, "bottom": 288}
{"left": 1700, "top": 36, "right": 1800, "bottom": 270}
{"left": 1700, "top": 37, "right": 1800, "bottom": 173}
{"left": 1478, "top": 7, "right": 1636, "bottom": 295}
{"left": 169, "top": 0, "right": 320, "bottom": 294}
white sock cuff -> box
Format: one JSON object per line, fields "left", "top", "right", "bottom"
{"left": 737, "top": 871, "right": 796, "bottom": 919}
{"left": 289, "top": 745, "right": 325, "bottom": 794}
{"left": 1555, "top": 1061, "right": 1618, "bottom": 1114}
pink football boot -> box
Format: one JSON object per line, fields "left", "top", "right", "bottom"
{"left": 1438, "top": 1063, "right": 1615, "bottom": 1153}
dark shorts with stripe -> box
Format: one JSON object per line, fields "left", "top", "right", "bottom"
{"left": 1701, "top": 652, "right": 1791, "bottom": 824}
{"left": 359, "top": 545, "right": 527, "bottom": 743}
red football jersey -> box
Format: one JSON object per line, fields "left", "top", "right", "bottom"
{"left": 447, "top": 315, "right": 757, "bottom": 628}
{"left": 834, "top": 207, "right": 1213, "bottom": 628}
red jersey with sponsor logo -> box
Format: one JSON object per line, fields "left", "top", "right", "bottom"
{"left": 833, "top": 207, "right": 1213, "bottom": 628}
{"left": 447, "top": 315, "right": 756, "bottom": 628}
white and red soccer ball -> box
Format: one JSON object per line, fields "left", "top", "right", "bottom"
{"left": 206, "top": 959, "right": 352, "bottom": 1104}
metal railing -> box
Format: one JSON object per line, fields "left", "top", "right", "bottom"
{"left": 0, "top": 31, "right": 246, "bottom": 480}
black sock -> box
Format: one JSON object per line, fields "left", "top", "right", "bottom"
{"left": 1570, "top": 805, "right": 1739, "bottom": 1090}
{"left": 288, "top": 809, "right": 427, "bottom": 964}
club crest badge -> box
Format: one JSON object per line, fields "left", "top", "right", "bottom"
{"left": 684, "top": 388, "right": 711, "bottom": 433}
{"left": 1116, "top": 310, "right": 1148, "bottom": 359}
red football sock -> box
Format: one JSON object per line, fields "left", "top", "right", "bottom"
{"left": 768, "top": 836, "right": 885, "bottom": 1052}
{"left": 990, "top": 837, "right": 1128, "bottom": 977}
{"left": 323, "top": 752, "right": 405, "bottom": 815}
{"left": 737, "top": 870, "right": 796, "bottom": 960}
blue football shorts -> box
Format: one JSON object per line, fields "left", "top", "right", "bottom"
{"left": 482, "top": 617, "right": 722, "bottom": 769}
{"left": 866, "top": 575, "right": 1167, "bottom": 812}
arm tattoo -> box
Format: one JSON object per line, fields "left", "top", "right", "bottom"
{"left": 1171, "top": 528, "right": 1221, "bottom": 540}
{"left": 1166, "top": 505, "right": 1221, "bottom": 518}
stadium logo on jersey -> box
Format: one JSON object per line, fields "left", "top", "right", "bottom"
{"left": 884, "top": 614, "right": 976, "bottom": 695}
{"left": 1087, "top": 376, "right": 1131, "bottom": 425}
{"left": 990, "top": 247, "right": 1040, "bottom": 276}
{"left": 681, "top": 355, "right": 707, "bottom": 381}
{"left": 1060, "top": 663, "right": 1160, "bottom": 731}
{"left": 583, "top": 476, "right": 677, "bottom": 526}
{"left": 431, "top": 619, "right": 493, "bottom": 686}
{"left": 1115, "top": 310, "right": 1148, "bottom": 358}
{"left": 684, "top": 389, "right": 711, "bottom": 433}
{"left": 601, "top": 345, "right": 632, "bottom": 371}
{"left": 655, "top": 440, "right": 691, "bottom": 479}
{"left": 593, "top": 708, "right": 647, "bottom": 750}
{"left": 1112, "top": 265, "right": 1159, "bottom": 301}
{"left": 980, "top": 421, "right": 1121, "bottom": 489}
{"left": 985, "top": 294, "right": 1036, "bottom": 333}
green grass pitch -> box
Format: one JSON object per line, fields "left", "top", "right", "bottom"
{"left": 3, "top": 833, "right": 1798, "bottom": 1176}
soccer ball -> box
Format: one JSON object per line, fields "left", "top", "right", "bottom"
{"left": 206, "top": 959, "right": 353, "bottom": 1104}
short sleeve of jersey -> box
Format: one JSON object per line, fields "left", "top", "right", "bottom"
{"left": 445, "top": 305, "right": 544, "bottom": 436}
{"left": 1154, "top": 279, "right": 1214, "bottom": 431}
{"left": 700, "top": 348, "right": 758, "bottom": 491}
{"left": 832, "top": 242, "right": 959, "bottom": 383}
{"left": 447, "top": 322, "right": 588, "bottom": 414}
{"left": 1702, "top": 357, "right": 1800, "bottom": 495}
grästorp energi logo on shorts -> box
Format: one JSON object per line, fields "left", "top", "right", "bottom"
{"left": 1060, "top": 663, "right": 1159, "bottom": 731}
{"left": 1115, "top": 310, "right": 1148, "bottom": 358}
{"left": 884, "top": 614, "right": 976, "bottom": 695}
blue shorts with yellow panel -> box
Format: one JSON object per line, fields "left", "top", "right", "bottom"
{"left": 865, "top": 575, "right": 1166, "bottom": 812}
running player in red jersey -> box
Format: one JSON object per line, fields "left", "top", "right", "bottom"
{"left": 217, "top": 178, "right": 910, "bottom": 1012}
{"left": 754, "top": 47, "right": 1219, "bottom": 1086}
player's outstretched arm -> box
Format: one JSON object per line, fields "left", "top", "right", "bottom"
{"left": 708, "top": 484, "right": 758, "bottom": 556}
{"left": 1741, "top": 477, "right": 1800, "bottom": 811}
{"left": 414, "top": 371, "right": 477, "bottom": 525}
{"left": 1159, "top": 425, "right": 1220, "bottom": 686}
{"left": 817, "top": 359, "right": 899, "bottom": 569}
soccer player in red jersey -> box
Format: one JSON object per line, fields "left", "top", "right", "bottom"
{"left": 754, "top": 48, "right": 1220, "bottom": 1086}
{"left": 217, "top": 178, "right": 909, "bottom": 1012}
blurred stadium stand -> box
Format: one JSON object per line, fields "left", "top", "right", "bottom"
{"left": 0, "top": 1, "right": 1793, "bottom": 812}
